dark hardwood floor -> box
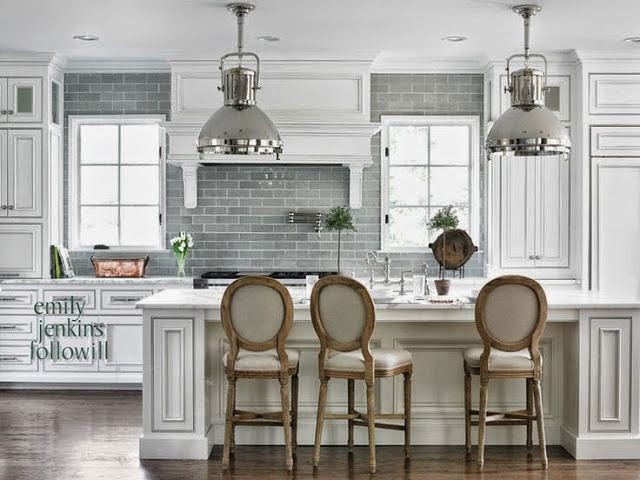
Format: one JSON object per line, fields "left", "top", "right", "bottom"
{"left": 1, "top": 390, "right": 639, "bottom": 479}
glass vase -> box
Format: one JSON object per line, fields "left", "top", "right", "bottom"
{"left": 175, "top": 256, "right": 187, "bottom": 277}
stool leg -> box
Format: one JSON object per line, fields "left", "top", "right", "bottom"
{"left": 291, "top": 372, "right": 299, "bottom": 451}
{"left": 526, "top": 378, "right": 533, "bottom": 449}
{"left": 347, "top": 379, "right": 355, "bottom": 450}
{"left": 533, "top": 379, "right": 548, "bottom": 469}
{"left": 222, "top": 378, "right": 236, "bottom": 468}
{"left": 230, "top": 377, "right": 237, "bottom": 454}
{"left": 366, "top": 381, "right": 376, "bottom": 474}
{"left": 403, "top": 372, "right": 412, "bottom": 458}
{"left": 464, "top": 366, "right": 472, "bottom": 454}
{"left": 477, "top": 379, "right": 488, "bottom": 470}
{"left": 279, "top": 378, "right": 294, "bottom": 471}
{"left": 313, "top": 378, "right": 329, "bottom": 467}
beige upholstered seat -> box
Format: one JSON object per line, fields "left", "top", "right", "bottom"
{"left": 326, "top": 348, "right": 412, "bottom": 372}
{"left": 220, "top": 276, "right": 298, "bottom": 471}
{"left": 310, "top": 275, "right": 413, "bottom": 474}
{"left": 463, "top": 275, "right": 548, "bottom": 471}
{"left": 462, "top": 347, "right": 542, "bottom": 371}
{"left": 223, "top": 348, "right": 300, "bottom": 371}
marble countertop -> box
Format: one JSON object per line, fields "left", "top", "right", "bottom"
{"left": 0, "top": 276, "right": 193, "bottom": 285}
{"left": 136, "top": 286, "right": 640, "bottom": 310}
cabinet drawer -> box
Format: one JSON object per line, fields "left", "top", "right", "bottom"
{"left": 0, "top": 315, "right": 37, "bottom": 340}
{"left": 43, "top": 289, "right": 96, "bottom": 312}
{"left": 0, "top": 289, "right": 38, "bottom": 309}
{"left": 101, "top": 289, "right": 152, "bottom": 310}
{"left": 591, "top": 126, "right": 640, "bottom": 157}
{"left": 0, "top": 342, "right": 38, "bottom": 372}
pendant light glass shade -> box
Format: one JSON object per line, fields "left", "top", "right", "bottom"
{"left": 197, "top": 3, "right": 282, "bottom": 158}
{"left": 486, "top": 5, "right": 570, "bottom": 158}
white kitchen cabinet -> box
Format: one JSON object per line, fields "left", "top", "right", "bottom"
{"left": 0, "top": 342, "right": 38, "bottom": 372}
{"left": 0, "top": 224, "right": 42, "bottom": 278}
{"left": 0, "top": 129, "right": 42, "bottom": 217}
{"left": 5, "top": 78, "right": 42, "bottom": 123}
{"left": 591, "top": 157, "right": 640, "bottom": 297}
{"left": 492, "top": 155, "right": 570, "bottom": 276}
{"left": 99, "top": 316, "right": 143, "bottom": 373}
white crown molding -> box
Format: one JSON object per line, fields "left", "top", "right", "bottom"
{"left": 0, "top": 50, "right": 56, "bottom": 66}
{"left": 372, "top": 55, "right": 489, "bottom": 74}
{"left": 61, "top": 57, "right": 170, "bottom": 72}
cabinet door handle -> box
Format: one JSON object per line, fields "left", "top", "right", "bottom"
{"left": 0, "top": 205, "right": 6, "bottom": 210}
{"left": 534, "top": 255, "right": 541, "bottom": 260}
{"left": 111, "top": 296, "right": 143, "bottom": 303}
{"left": 0, "top": 325, "right": 19, "bottom": 330}
{"left": 0, "top": 110, "right": 6, "bottom": 115}
{"left": 7, "top": 109, "right": 14, "bottom": 115}
{"left": 0, "top": 273, "right": 20, "bottom": 277}
{"left": 0, "top": 296, "right": 18, "bottom": 302}
{"left": 528, "top": 255, "right": 535, "bottom": 260}
{"left": 7, "top": 205, "right": 13, "bottom": 210}
{"left": 0, "top": 356, "right": 18, "bottom": 362}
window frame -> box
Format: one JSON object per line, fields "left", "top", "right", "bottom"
{"left": 380, "top": 115, "right": 480, "bottom": 253}
{"left": 68, "top": 114, "right": 167, "bottom": 251}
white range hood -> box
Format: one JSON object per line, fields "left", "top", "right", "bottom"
{"left": 164, "top": 58, "right": 379, "bottom": 209}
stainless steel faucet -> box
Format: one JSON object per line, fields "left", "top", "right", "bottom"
{"left": 366, "top": 251, "right": 391, "bottom": 287}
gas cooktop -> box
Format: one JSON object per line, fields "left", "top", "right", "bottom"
{"left": 201, "top": 270, "right": 336, "bottom": 281}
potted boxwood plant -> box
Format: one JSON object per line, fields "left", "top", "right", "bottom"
{"left": 427, "top": 205, "right": 459, "bottom": 295}
{"left": 324, "top": 206, "right": 356, "bottom": 275}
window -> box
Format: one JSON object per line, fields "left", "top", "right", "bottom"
{"left": 68, "top": 116, "right": 165, "bottom": 250}
{"left": 381, "top": 116, "right": 480, "bottom": 251}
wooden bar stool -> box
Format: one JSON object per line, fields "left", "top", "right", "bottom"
{"left": 310, "top": 275, "right": 413, "bottom": 474}
{"left": 220, "top": 276, "right": 299, "bottom": 471}
{"left": 463, "top": 275, "right": 548, "bottom": 470}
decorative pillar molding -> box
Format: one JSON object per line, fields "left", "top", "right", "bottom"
{"left": 180, "top": 163, "right": 200, "bottom": 209}
{"left": 346, "top": 163, "right": 366, "bottom": 209}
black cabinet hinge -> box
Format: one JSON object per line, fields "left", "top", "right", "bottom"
{"left": 159, "top": 213, "right": 163, "bottom": 225}
{"left": 384, "top": 214, "right": 389, "bottom": 224}
{"left": 384, "top": 146, "right": 389, "bottom": 157}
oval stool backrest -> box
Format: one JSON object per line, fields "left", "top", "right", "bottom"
{"left": 310, "top": 275, "right": 376, "bottom": 353}
{"left": 475, "top": 275, "right": 547, "bottom": 354}
{"left": 221, "top": 276, "right": 293, "bottom": 353}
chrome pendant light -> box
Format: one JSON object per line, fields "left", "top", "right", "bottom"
{"left": 486, "top": 4, "right": 570, "bottom": 158}
{"left": 197, "top": 3, "right": 282, "bottom": 158}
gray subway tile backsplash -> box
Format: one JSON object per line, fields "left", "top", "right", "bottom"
{"left": 64, "top": 72, "right": 484, "bottom": 278}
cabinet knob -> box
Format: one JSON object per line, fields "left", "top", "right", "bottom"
{"left": 534, "top": 255, "right": 541, "bottom": 260}
{"left": 0, "top": 110, "right": 5, "bottom": 115}
{"left": 7, "top": 109, "right": 14, "bottom": 115}
{"left": 528, "top": 255, "right": 535, "bottom": 260}
{"left": 7, "top": 205, "right": 14, "bottom": 210}
{"left": 0, "top": 205, "right": 6, "bottom": 210}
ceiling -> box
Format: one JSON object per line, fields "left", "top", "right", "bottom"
{"left": 2, "top": 0, "right": 640, "bottom": 66}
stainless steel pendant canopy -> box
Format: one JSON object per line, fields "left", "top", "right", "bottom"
{"left": 197, "top": 3, "right": 282, "bottom": 158}
{"left": 486, "top": 4, "right": 570, "bottom": 157}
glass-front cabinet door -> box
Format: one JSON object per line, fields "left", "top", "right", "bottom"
{"left": 6, "top": 78, "right": 42, "bottom": 123}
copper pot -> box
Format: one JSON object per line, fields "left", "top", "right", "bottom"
{"left": 91, "top": 255, "right": 149, "bottom": 278}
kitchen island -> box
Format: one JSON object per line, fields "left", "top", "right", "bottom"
{"left": 137, "top": 286, "right": 640, "bottom": 461}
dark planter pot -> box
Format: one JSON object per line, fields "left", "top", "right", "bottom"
{"left": 434, "top": 279, "right": 451, "bottom": 296}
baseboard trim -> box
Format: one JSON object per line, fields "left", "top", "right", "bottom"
{"left": 560, "top": 426, "right": 640, "bottom": 459}
{"left": 139, "top": 425, "right": 215, "bottom": 459}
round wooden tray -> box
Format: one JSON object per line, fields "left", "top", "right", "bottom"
{"left": 428, "top": 229, "right": 478, "bottom": 270}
